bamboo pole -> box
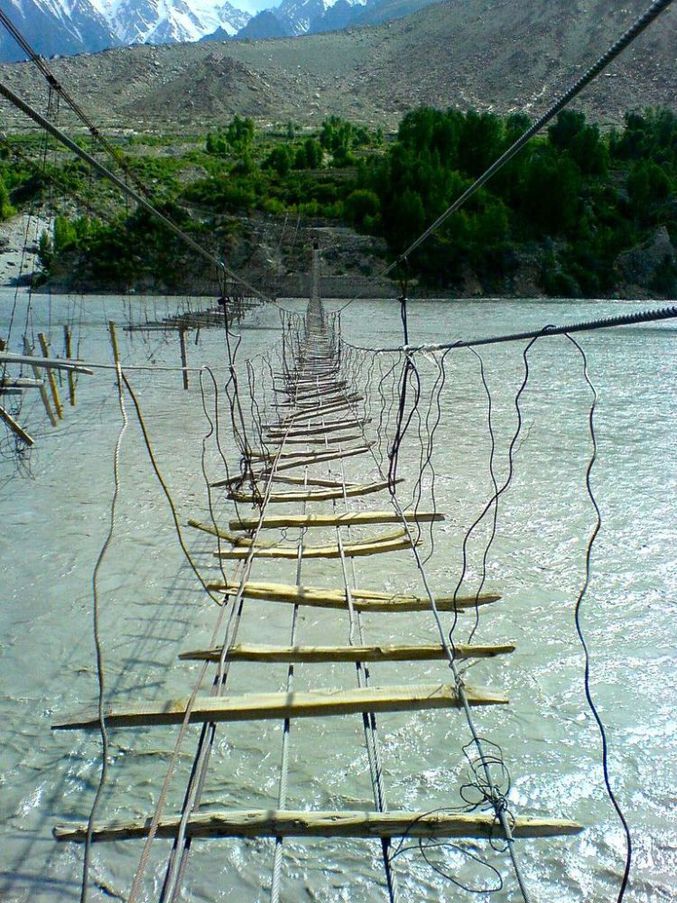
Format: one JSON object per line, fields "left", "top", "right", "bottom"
{"left": 179, "top": 641, "right": 516, "bottom": 663}
{"left": 37, "top": 333, "right": 63, "bottom": 419}
{"left": 205, "top": 579, "right": 502, "bottom": 612}
{"left": 63, "top": 325, "right": 76, "bottom": 406}
{"left": 0, "top": 351, "right": 93, "bottom": 374}
{"left": 53, "top": 809, "right": 582, "bottom": 843}
{"left": 0, "top": 404, "right": 34, "bottom": 445}
{"left": 23, "top": 337, "right": 57, "bottom": 427}
{"left": 179, "top": 326, "right": 189, "bottom": 390}
{"left": 52, "top": 683, "right": 508, "bottom": 731}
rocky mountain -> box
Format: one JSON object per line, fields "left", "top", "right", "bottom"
{"left": 235, "top": 9, "right": 289, "bottom": 40}
{"left": 0, "top": 0, "right": 438, "bottom": 61}
{"left": 0, "top": 0, "right": 251, "bottom": 61}
{"left": 94, "top": 0, "right": 251, "bottom": 45}
{"left": 0, "top": 0, "right": 673, "bottom": 129}
{"left": 0, "top": 0, "right": 118, "bottom": 62}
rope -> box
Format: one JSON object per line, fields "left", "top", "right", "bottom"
{"left": 79, "top": 345, "right": 128, "bottom": 903}
{"left": 564, "top": 333, "right": 633, "bottom": 902}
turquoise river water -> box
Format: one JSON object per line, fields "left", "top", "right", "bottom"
{"left": 0, "top": 290, "right": 675, "bottom": 902}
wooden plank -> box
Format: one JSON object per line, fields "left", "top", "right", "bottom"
{"left": 24, "top": 337, "right": 57, "bottom": 426}
{"left": 52, "top": 682, "right": 508, "bottom": 731}
{"left": 0, "top": 351, "right": 93, "bottom": 374}
{"left": 281, "top": 400, "right": 359, "bottom": 424}
{"left": 263, "top": 445, "right": 372, "bottom": 472}
{"left": 211, "top": 473, "right": 353, "bottom": 490}
{"left": 53, "top": 809, "right": 582, "bottom": 843}
{"left": 230, "top": 511, "right": 445, "bottom": 531}
{"left": 186, "top": 520, "right": 282, "bottom": 549}
{"left": 205, "top": 580, "right": 502, "bottom": 612}
{"left": 38, "top": 333, "right": 64, "bottom": 420}
{"left": 266, "top": 432, "right": 364, "bottom": 446}
{"left": 249, "top": 442, "right": 367, "bottom": 460}
{"left": 0, "top": 377, "right": 45, "bottom": 388}
{"left": 179, "top": 641, "right": 516, "bottom": 663}
{"left": 190, "top": 519, "right": 405, "bottom": 551}
{"left": 265, "top": 419, "right": 370, "bottom": 438}
{"left": 228, "top": 478, "right": 401, "bottom": 504}
{"left": 213, "top": 532, "right": 415, "bottom": 560}
{"left": 267, "top": 475, "right": 357, "bottom": 489}
{"left": 0, "top": 404, "right": 35, "bottom": 446}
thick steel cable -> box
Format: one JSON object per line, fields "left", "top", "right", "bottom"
{"left": 341, "top": 304, "right": 677, "bottom": 356}
{"left": 0, "top": 9, "right": 156, "bottom": 199}
{"left": 382, "top": 0, "right": 674, "bottom": 276}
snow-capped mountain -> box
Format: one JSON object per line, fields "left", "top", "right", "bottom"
{"left": 236, "top": 0, "right": 368, "bottom": 41}
{"left": 275, "top": 0, "right": 368, "bottom": 36}
{"left": 91, "top": 0, "right": 251, "bottom": 45}
{"left": 0, "top": 0, "right": 118, "bottom": 61}
{"left": 0, "top": 0, "right": 250, "bottom": 61}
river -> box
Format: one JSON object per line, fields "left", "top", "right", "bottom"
{"left": 0, "top": 290, "right": 675, "bottom": 902}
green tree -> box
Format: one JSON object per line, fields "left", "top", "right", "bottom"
{"left": 344, "top": 189, "right": 380, "bottom": 229}
{"left": 0, "top": 176, "right": 13, "bottom": 220}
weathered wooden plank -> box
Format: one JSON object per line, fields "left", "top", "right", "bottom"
{"left": 228, "top": 478, "right": 400, "bottom": 504}
{"left": 249, "top": 441, "right": 367, "bottom": 460}
{"left": 213, "top": 532, "right": 415, "bottom": 560}
{"left": 260, "top": 445, "right": 372, "bottom": 472}
{"left": 267, "top": 432, "right": 364, "bottom": 446}
{"left": 0, "top": 377, "right": 45, "bottom": 388}
{"left": 211, "top": 473, "right": 352, "bottom": 490}
{"left": 53, "top": 809, "right": 582, "bottom": 843}
{"left": 52, "top": 682, "right": 508, "bottom": 731}
{"left": 0, "top": 404, "right": 35, "bottom": 446}
{"left": 205, "top": 580, "right": 501, "bottom": 612}
{"left": 0, "top": 351, "right": 93, "bottom": 374}
{"left": 179, "top": 641, "right": 516, "bottom": 663}
{"left": 265, "top": 420, "right": 369, "bottom": 438}
{"left": 281, "top": 400, "right": 359, "bottom": 424}
{"left": 229, "top": 511, "right": 444, "bottom": 531}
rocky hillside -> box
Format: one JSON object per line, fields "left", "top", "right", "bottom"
{"left": 0, "top": 0, "right": 674, "bottom": 132}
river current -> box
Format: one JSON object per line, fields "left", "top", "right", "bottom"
{"left": 0, "top": 290, "right": 675, "bottom": 902}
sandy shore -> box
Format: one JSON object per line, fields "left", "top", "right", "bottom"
{"left": 0, "top": 213, "right": 51, "bottom": 289}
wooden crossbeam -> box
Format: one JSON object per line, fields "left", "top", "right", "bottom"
{"left": 0, "top": 404, "right": 34, "bottom": 446}
{"left": 229, "top": 511, "right": 444, "bottom": 531}
{"left": 53, "top": 808, "right": 582, "bottom": 843}
{"left": 179, "top": 641, "right": 516, "bottom": 663}
{"left": 259, "top": 444, "right": 372, "bottom": 472}
{"left": 280, "top": 400, "right": 359, "bottom": 424}
{"left": 205, "top": 580, "right": 501, "bottom": 612}
{"left": 264, "top": 420, "right": 369, "bottom": 437}
{"left": 0, "top": 351, "right": 93, "bottom": 374}
{"left": 228, "top": 478, "right": 401, "bottom": 504}
{"left": 213, "top": 531, "right": 415, "bottom": 560}
{"left": 52, "top": 682, "right": 508, "bottom": 731}
{"left": 212, "top": 473, "right": 353, "bottom": 490}
{"left": 266, "top": 432, "right": 364, "bottom": 446}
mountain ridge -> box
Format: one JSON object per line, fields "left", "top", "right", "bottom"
{"left": 0, "top": 0, "right": 673, "bottom": 130}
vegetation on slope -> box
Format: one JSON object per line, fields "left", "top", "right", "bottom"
{"left": 2, "top": 106, "right": 675, "bottom": 297}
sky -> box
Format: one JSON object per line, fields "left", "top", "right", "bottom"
{"left": 237, "top": 0, "right": 275, "bottom": 12}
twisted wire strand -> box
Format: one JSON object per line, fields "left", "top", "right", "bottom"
{"left": 79, "top": 351, "right": 128, "bottom": 903}
{"left": 563, "top": 332, "right": 632, "bottom": 902}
